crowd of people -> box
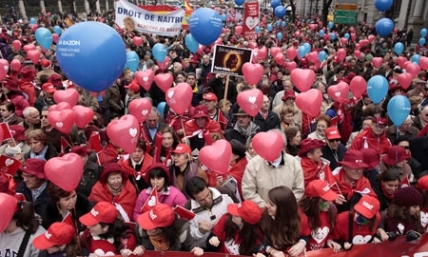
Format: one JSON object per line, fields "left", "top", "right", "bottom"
{"left": 0, "top": 3, "right": 428, "bottom": 257}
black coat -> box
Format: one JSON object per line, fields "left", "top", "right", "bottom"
{"left": 321, "top": 144, "right": 347, "bottom": 171}
{"left": 410, "top": 136, "right": 428, "bottom": 173}
{"left": 253, "top": 111, "right": 280, "bottom": 132}
{"left": 76, "top": 160, "right": 103, "bottom": 198}
{"left": 16, "top": 181, "right": 50, "bottom": 216}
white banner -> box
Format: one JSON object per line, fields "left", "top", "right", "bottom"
{"left": 115, "top": 0, "right": 184, "bottom": 37}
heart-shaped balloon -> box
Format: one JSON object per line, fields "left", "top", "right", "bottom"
{"left": 0, "top": 59, "right": 8, "bottom": 74}
{"left": 286, "top": 61, "right": 297, "bottom": 72}
{"left": 12, "top": 40, "right": 21, "bottom": 51}
{"left": 368, "top": 34, "right": 376, "bottom": 43}
{"left": 154, "top": 73, "right": 173, "bottom": 92}
{"left": 165, "top": 83, "right": 192, "bottom": 115}
{"left": 10, "top": 59, "right": 21, "bottom": 72}
{"left": 0, "top": 193, "right": 18, "bottom": 233}
{"left": 257, "top": 46, "right": 268, "bottom": 61}
{"left": 44, "top": 153, "right": 84, "bottom": 192}
{"left": 371, "top": 57, "right": 383, "bottom": 69}
{"left": 49, "top": 102, "right": 71, "bottom": 112}
{"left": 47, "top": 109, "right": 76, "bottom": 133}
{"left": 248, "top": 42, "right": 257, "bottom": 49}
{"left": 52, "top": 33, "right": 59, "bottom": 43}
{"left": 359, "top": 39, "right": 369, "bottom": 48}
{"left": 397, "top": 73, "right": 413, "bottom": 90}
{"left": 397, "top": 56, "right": 408, "bottom": 68}
{"left": 199, "top": 139, "right": 232, "bottom": 175}
{"left": 252, "top": 131, "right": 283, "bottom": 162}
{"left": 135, "top": 70, "right": 154, "bottom": 91}
{"left": 236, "top": 88, "right": 263, "bottom": 116}
{"left": 107, "top": 114, "right": 140, "bottom": 153}
{"left": 290, "top": 68, "right": 315, "bottom": 92}
{"left": 350, "top": 76, "right": 367, "bottom": 99}
{"left": 270, "top": 47, "right": 282, "bottom": 57}
{"left": 27, "top": 49, "right": 40, "bottom": 64}
{"left": 274, "top": 52, "right": 285, "bottom": 65}
{"left": 406, "top": 63, "right": 421, "bottom": 78}
{"left": 327, "top": 82, "right": 349, "bottom": 103}
{"left": 336, "top": 49, "right": 346, "bottom": 62}
{"left": 286, "top": 47, "right": 297, "bottom": 60}
{"left": 128, "top": 98, "right": 153, "bottom": 123}
{"left": 53, "top": 88, "right": 79, "bottom": 107}
{"left": 23, "top": 44, "right": 36, "bottom": 52}
{"left": 242, "top": 63, "right": 263, "bottom": 86}
{"left": 295, "top": 89, "right": 322, "bottom": 117}
{"left": 419, "top": 56, "right": 428, "bottom": 70}
{"left": 133, "top": 36, "right": 143, "bottom": 47}
{"left": 72, "top": 105, "right": 94, "bottom": 128}
{"left": 252, "top": 49, "right": 260, "bottom": 63}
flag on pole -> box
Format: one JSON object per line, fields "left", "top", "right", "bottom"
{"left": 182, "top": 0, "right": 194, "bottom": 30}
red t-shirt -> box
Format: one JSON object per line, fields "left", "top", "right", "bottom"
{"left": 300, "top": 210, "right": 333, "bottom": 251}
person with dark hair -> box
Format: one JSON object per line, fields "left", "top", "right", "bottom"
{"left": 79, "top": 202, "right": 136, "bottom": 256}
{"left": 0, "top": 200, "right": 46, "bottom": 257}
{"left": 158, "top": 126, "right": 180, "bottom": 167}
{"left": 226, "top": 139, "right": 248, "bottom": 200}
{"left": 206, "top": 200, "right": 264, "bottom": 255}
{"left": 284, "top": 126, "right": 301, "bottom": 157}
{"left": 133, "top": 163, "right": 187, "bottom": 221}
{"left": 370, "top": 168, "right": 401, "bottom": 214}
{"left": 71, "top": 146, "right": 102, "bottom": 198}
{"left": 24, "top": 128, "right": 58, "bottom": 161}
{"left": 0, "top": 101, "right": 23, "bottom": 125}
{"left": 41, "top": 183, "right": 93, "bottom": 232}
{"left": 397, "top": 135, "right": 427, "bottom": 179}
{"left": 88, "top": 163, "right": 137, "bottom": 222}
{"left": 33, "top": 222, "right": 81, "bottom": 257}
{"left": 185, "top": 176, "right": 234, "bottom": 248}
{"left": 132, "top": 203, "right": 203, "bottom": 255}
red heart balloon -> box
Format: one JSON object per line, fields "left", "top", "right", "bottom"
{"left": 290, "top": 68, "right": 315, "bottom": 92}
{"left": 336, "top": 49, "right": 346, "bottom": 62}
{"left": 128, "top": 98, "right": 153, "bottom": 123}
{"left": 274, "top": 52, "right": 285, "bottom": 65}
{"left": 252, "top": 49, "right": 260, "bottom": 63}
{"left": 0, "top": 59, "right": 9, "bottom": 75}
{"left": 242, "top": 63, "right": 263, "bottom": 86}
{"left": 328, "top": 82, "right": 349, "bottom": 103}
{"left": 72, "top": 105, "right": 94, "bottom": 128}
{"left": 295, "top": 89, "right": 322, "bottom": 117}
{"left": 252, "top": 131, "right": 283, "bottom": 162}
{"left": 157, "top": 56, "right": 171, "bottom": 71}
{"left": 49, "top": 102, "right": 71, "bottom": 112}
{"left": 135, "top": 70, "right": 154, "bottom": 91}
{"left": 419, "top": 56, "right": 428, "bottom": 70}
{"left": 258, "top": 46, "right": 268, "bottom": 61}
{"left": 52, "top": 33, "right": 59, "bottom": 43}
{"left": 286, "top": 47, "right": 297, "bottom": 60}
{"left": 44, "top": 153, "right": 83, "bottom": 192}
{"left": 286, "top": 61, "right": 297, "bottom": 72}
{"left": 354, "top": 50, "right": 362, "bottom": 58}
{"left": 368, "top": 35, "right": 376, "bottom": 43}
{"left": 340, "top": 37, "right": 348, "bottom": 45}
{"left": 350, "top": 76, "right": 367, "bottom": 99}
{"left": 53, "top": 88, "right": 79, "bottom": 107}
{"left": 154, "top": 73, "right": 173, "bottom": 92}
{"left": 165, "top": 83, "right": 192, "bottom": 115}
{"left": 235, "top": 25, "right": 243, "bottom": 35}
{"left": 248, "top": 42, "right": 257, "bottom": 49}
{"left": 199, "top": 139, "right": 231, "bottom": 175}
{"left": 0, "top": 193, "right": 17, "bottom": 233}
{"left": 397, "top": 56, "right": 408, "bottom": 68}
{"left": 12, "top": 40, "right": 21, "bottom": 51}
{"left": 23, "top": 44, "right": 36, "bottom": 53}
{"left": 106, "top": 114, "right": 140, "bottom": 153}
{"left": 406, "top": 63, "right": 421, "bottom": 78}
{"left": 397, "top": 73, "right": 413, "bottom": 90}
{"left": 359, "top": 39, "right": 369, "bottom": 47}
{"left": 10, "top": 59, "right": 21, "bottom": 72}
{"left": 47, "top": 109, "right": 76, "bottom": 133}
{"left": 271, "top": 47, "right": 282, "bottom": 57}
{"left": 237, "top": 88, "right": 263, "bottom": 117}
{"left": 27, "top": 49, "right": 40, "bottom": 64}
{"left": 133, "top": 36, "right": 143, "bottom": 47}
{"left": 371, "top": 57, "right": 383, "bottom": 69}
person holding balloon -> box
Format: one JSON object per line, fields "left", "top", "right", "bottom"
{"left": 349, "top": 117, "right": 392, "bottom": 154}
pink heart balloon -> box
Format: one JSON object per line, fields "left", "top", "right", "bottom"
{"left": 242, "top": 63, "right": 263, "bottom": 86}
{"left": 286, "top": 61, "right": 297, "bottom": 72}
{"left": 12, "top": 40, "right": 21, "bottom": 51}
{"left": 199, "top": 139, "right": 232, "bottom": 175}
{"left": 295, "top": 89, "right": 322, "bottom": 117}
{"left": 236, "top": 88, "right": 263, "bottom": 117}
{"left": 397, "top": 56, "right": 408, "bottom": 68}
{"left": 128, "top": 98, "right": 153, "bottom": 123}
{"left": 372, "top": 57, "right": 383, "bottom": 69}
{"left": 235, "top": 25, "right": 243, "bottom": 35}
{"left": 47, "top": 109, "right": 76, "bottom": 133}
{"left": 336, "top": 49, "right": 346, "bottom": 62}
{"left": 252, "top": 49, "right": 260, "bottom": 63}
{"left": 154, "top": 73, "right": 173, "bottom": 92}
{"left": 27, "top": 49, "right": 40, "bottom": 64}
{"left": 0, "top": 59, "right": 9, "bottom": 74}
{"left": 257, "top": 46, "right": 268, "bottom": 61}
{"left": 274, "top": 52, "right": 285, "bottom": 65}
{"left": 106, "top": 114, "right": 140, "bottom": 153}
{"left": 49, "top": 102, "right": 71, "bottom": 112}
{"left": 45, "top": 153, "right": 83, "bottom": 192}
{"left": 53, "top": 88, "right": 79, "bottom": 107}
{"left": 248, "top": 42, "right": 257, "bottom": 49}
{"left": 327, "top": 82, "right": 349, "bottom": 103}
{"left": 165, "top": 83, "right": 192, "bottom": 115}
{"left": 290, "top": 68, "right": 316, "bottom": 92}
{"left": 23, "top": 44, "right": 36, "bottom": 53}
{"left": 72, "top": 105, "right": 94, "bottom": 129}
{"left": 0, "top": 193, "right": 18, "bottom": 233}
{"left": 350, "top": 76, "right": 367, "bottom": 99}
{"left": 419, "top": 56, "right": 428, "bottom": 70}
{"left": 406, "top": 63, "right": 421, "bottom": 78}
{"left": 270, "top": 47, "right": 282, "bottom": 57}
{"left": 252, "top": 131, "right": 283, "bottom": 162}
{"left": 10, "top": 59, "right": 21, "bottom": 72}
{"left": 133, "top": 36, "right": 143, "bottom": 47}
{"left": 52, "top": 33, "right": 59, "bottom": 43}
{"left": 368, "top": 35, "right": 376, "bottom": 43}
{"left": 397, "top": 73, "right": 413, "bottom": 90}
{"left": 135, "top": 70, "right": 154, "bottom": 91}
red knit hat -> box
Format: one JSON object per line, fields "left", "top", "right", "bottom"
{"left": 393, "top": 187, "right": 422, "bottom": 207}
{"left": 361, "top": 148, "right": 381, "bottom": 170}
{"left": 382, "top": 146, "right": 410, "bottom": 166}
{"left": 298, "top": 138, "right": 326, "bottom": 157}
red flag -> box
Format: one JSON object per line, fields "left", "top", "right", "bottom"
{"left": 0, "top": 123, "right": 12, "bottom": 141}
{"left": 140, "top": 187, "right": 158, "bottom": 213}
{"left": 400, "top": 175, "right": 410, "bottom": 188}
{"left": 88, "top": 131, "right": 102, "bottom": 153}
{"left": 0, "top": 155, "right": 21, "bottom": 175}
{"left": 174, "top": 205, "right": 196, "bottom": 221}
{"left": 60, "top": 137, "right": 72, "bottom": 154}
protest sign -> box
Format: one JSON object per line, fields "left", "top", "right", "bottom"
{"left": 211, "top": 45, "right": 252, "bottom": 76}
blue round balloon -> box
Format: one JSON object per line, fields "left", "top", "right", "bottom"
{"left": 328, "top": 22, "right": 334, "bottom": 29}
{"left": 421, "top": 28, "right": 428, "bottom": 37}
{"left": 56, "top": 21, "right": 126, "bottom": 92}
{"left": 419, "top": 37, "right": 426, "bottom": 46}
{"left": 281, "top": 21, "right": 286, "bottom": 27}
{"left": 411, "top": 54, "right": 421, "bottom": 64}
{"left": 274, "top": 6, "right": 286, "bottom": 18}
{"left": 220, "top": 14, "right": 226, "bottom": 22}
{"left": 275, "top": 20, "right": 280, "bottom": 27}
{"left": 303, "top": 43, "right": 311, "bottom": 54}
{"left": 185, "top": 34, "right": 199, "bottom": 53}
{"left": 375, "top": 18, "right": 394, "bottom": 37}
{"left": 330, "top": 33, "right": 336, "bottom": 40}
{"left": 267, "top": 24, "right": 273, "bottom": 32}
{"left": 157, "top": 102, "right": 166, "bottom": 118}
{"left": 387, "top": 95, "right": 411, "bottom": 126}
{"left": 255, "top": 26, "right": 261, "bottom": 34}
{"left": 271, "top": 0, "right": 281, "bottom": 9}
{"left": 298, "top": 46, "right": 306, "bottom": 58}
{"left": 234, "top": 0, "right": 245, "bottom": 5}
{"left": 367, "top": 75, "right": 388, "bottom": 104}
{"left": 344, "top": 33, "right": 350, "bottom": 39}
{"left": 374, "top": 0, "right": 393, "bottom": 12}
{"left": 35, "top": 28, "right": 52, "bottom": 50}
{"left": 189, "top": 8, "right": 223, "bottom": 46}
{"left": 125, "top": 51, "right": 139, "bottom": 72}
{"left": 319, "top": 30, "right": 325, "bottom": 37}
{"left": 277, "top": 32, "right": 283, "bottom": 40}
{"left": 318, "top": 51, "right": 327, "bottom": 62}
{"left": 394, "top": 42, "right": 404, "bottom": 55}
{"left": 152, "top": 43, "right": 167, "bottom": 62}
{"left": 54, "top": 25, "right": 61, "bottom": 35}
{"left": 29, "top": 17, "right": 36, "bottom": 24}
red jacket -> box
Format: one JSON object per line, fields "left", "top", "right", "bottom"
{"left": 98, "top": 143, "right": 121, "bottom": 166}
{"left": 332, "top": 167, "right": 377, "bottom": 200}
{"left": 18, "top": 80, "right": 36, "bottom": 106}
{"left": 300, "top": 157, "right": 335, "bottom": 187}
{"left": 349, "top": 128, "right": 392, "bottom": 154}
{"left": 117, "top": 153, "right": 154, "bottom": 179}
{"left": 228, "top": 157, "right": 248, "bottom": 199}
{"left": 184, "top": 119, "right": 223, "bottom": 136}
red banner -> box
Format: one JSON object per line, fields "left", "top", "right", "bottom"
{"left": 243, "top": 2, "right": 260, "bottom": 41}
{"left": 102, "top": 234, "right": 428, "bottom": 257}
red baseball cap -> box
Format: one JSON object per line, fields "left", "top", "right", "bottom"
{"left": 382, "top": 146, "right": 410, "bottom": 166}
{"left": 172, "top": 143, "right": 191, "bottom": 155}
{"left": 137, "top": 203, "right": 175, "bottom": 230}
{"left": 79, "top": 202, "right": 118, "bottom": 226}
{"left": 227, "top": 200, "right": 262, "bottom": 225}
{"left": 325, "top": 127, "right": 341, "bottom": 140}
{"left": 33, "top": 222, "right": 75, "bottom": 250}
{"left": 354, "top": 195, "right": 380, "bottom": 219}
{"left": 417, "top": 175, "right": 428, "bottom": 191}
{"left": 305, "top": 180, "right": 338, "bottom": 201}
{"left": 42, "top": 82, "right": 57, "bottom": 93}
{"left": 203, "top": 92, "right": 218, "bottom": 101}
{"left": 124, "top": 82, "right": 140, "bottom": 93}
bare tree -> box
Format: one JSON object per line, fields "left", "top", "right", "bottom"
{"left": 18, "top": 0, "right": 27, "bottom": 19}
{"left": 321, "top": 0, "right": 333, "bottom": 27}
{"left": 288, "top": 0, "right": 296, "bottom": 23}
{"left": 58, "top": 0, "right": 64, "bottom": 14}
{"left": 67, "top": 0, "right": 77, "bottom": 16}
{"left": 88, "top": 0, "right": 99, "bottom": 14}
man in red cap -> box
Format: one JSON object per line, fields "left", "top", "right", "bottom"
{"left": 202, "top": 92, "right": 228, "bottom": 130}
{"left": 349, "top": 117, "right": 392, "bottom": 154}
{"left": 36, "top": 59, "right": 60, "bottom": 87}
{"left": 35, "top": 83, "right": 57, "bottom": 114}
{"left": 322, "top": 127, "right": 347, "bottom": 170}
{"left": 124, "top": 82, "right": 140, "bottom": 114}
